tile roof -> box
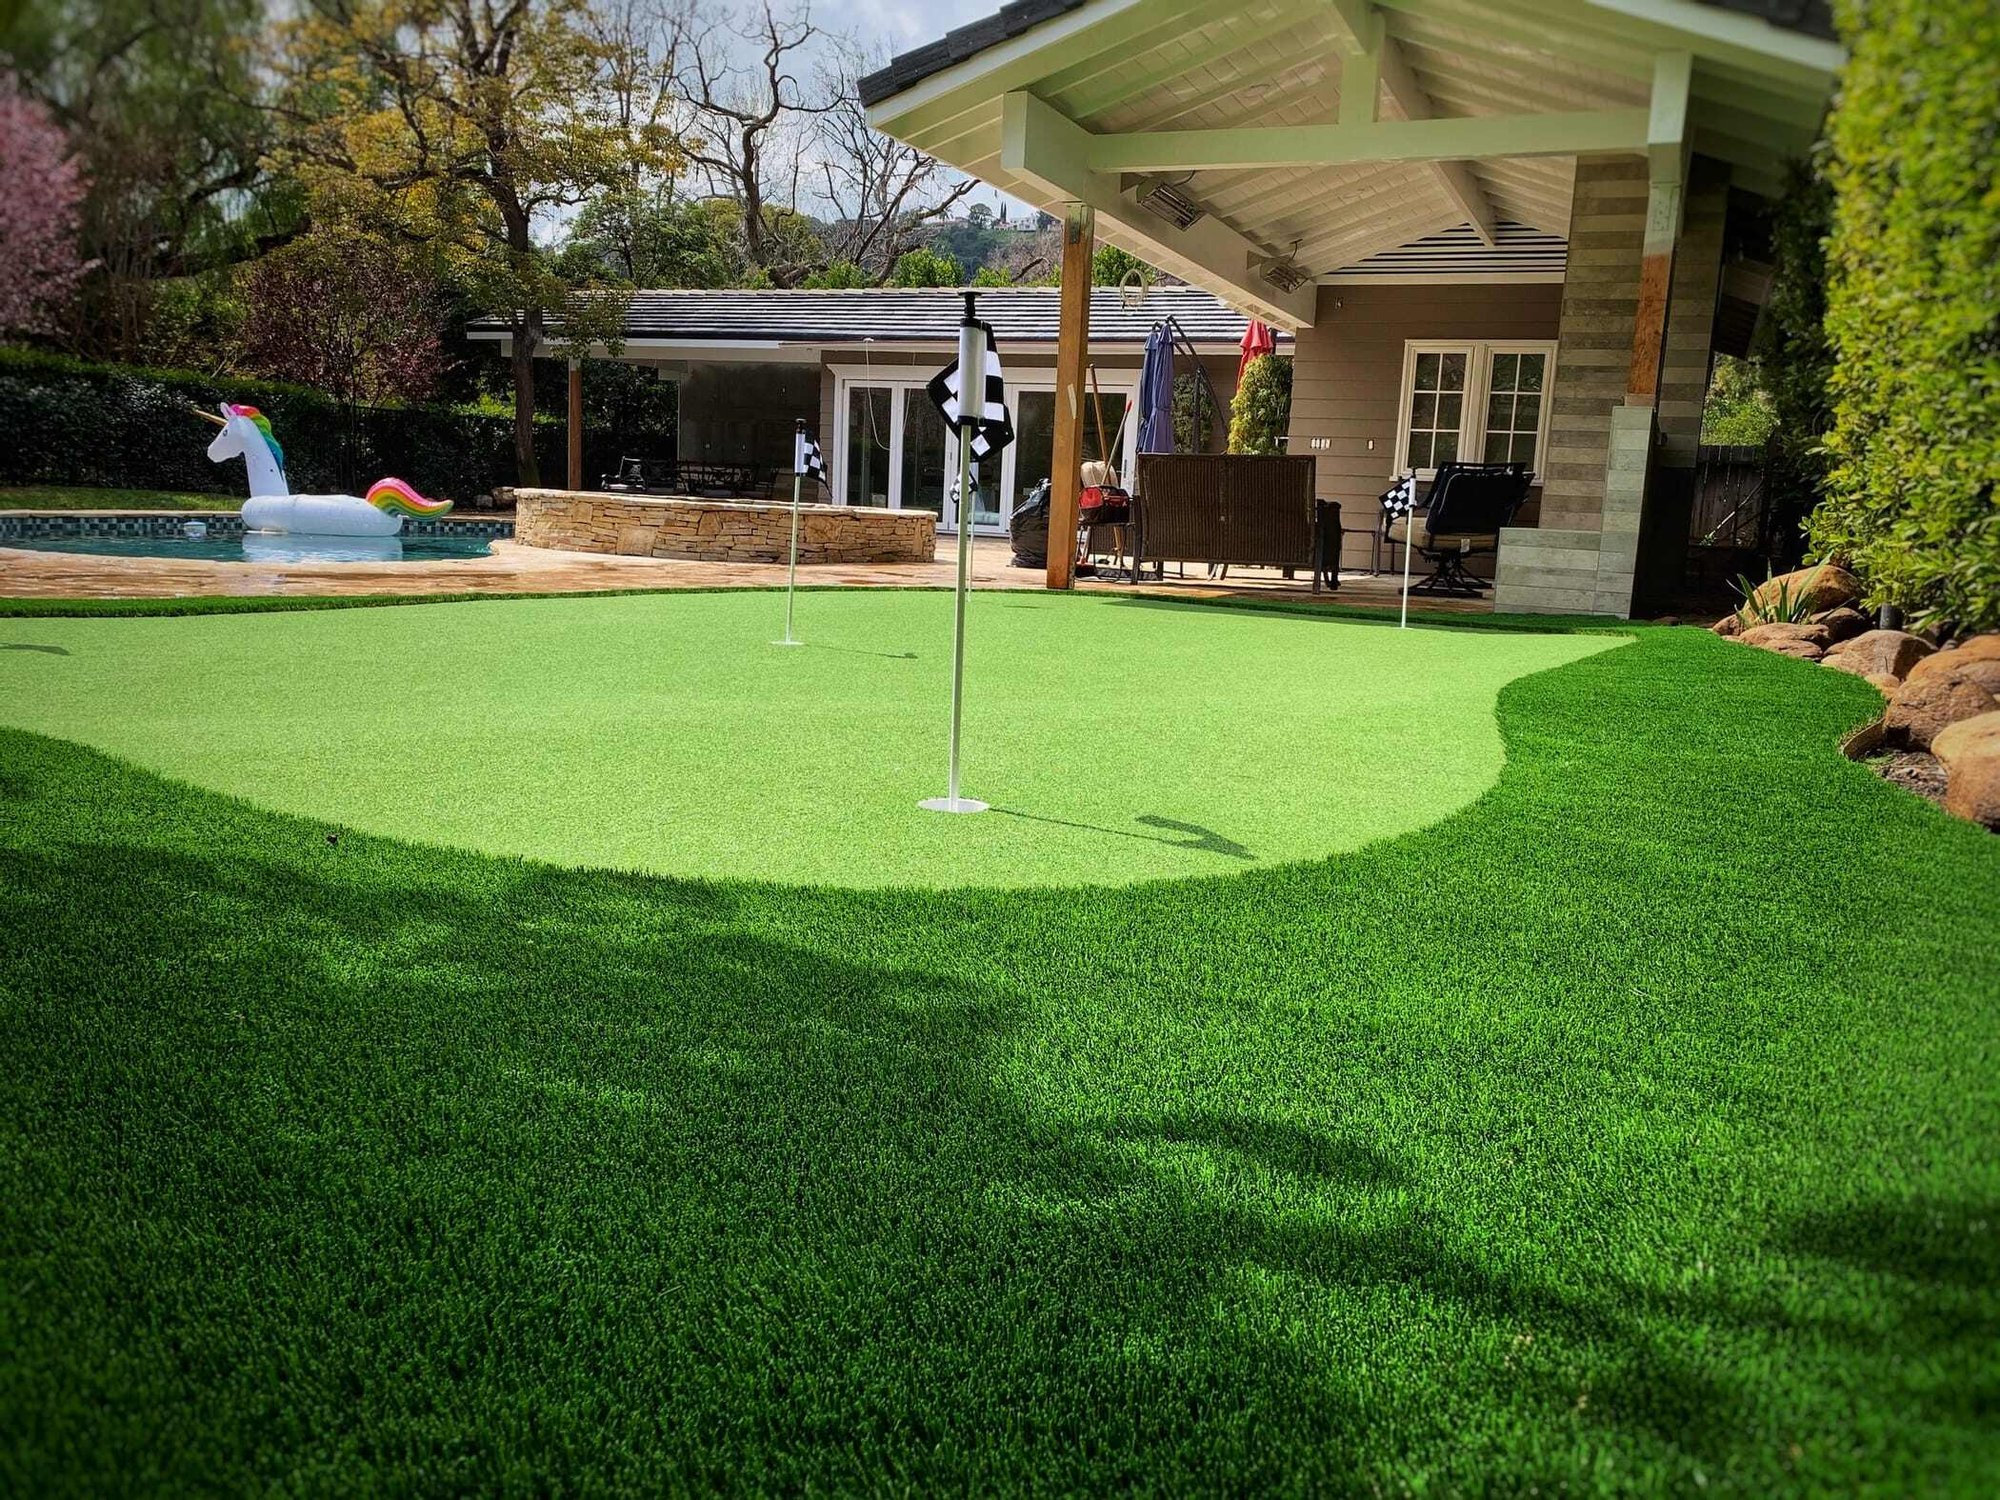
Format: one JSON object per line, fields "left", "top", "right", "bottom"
{"left": 473, "top": 285, "right": 1284, "bottom": 349}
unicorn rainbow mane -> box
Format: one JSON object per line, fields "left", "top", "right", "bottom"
{"left": 366, "top": 477, "right": 453, "bottom": 518}
{"left": 225, "top": 403, "right": 284, "bottom": 470}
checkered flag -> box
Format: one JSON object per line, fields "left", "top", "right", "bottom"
{"left": 926, "top": 322, "right": 1014, "bottom": 458}
{"left": 794, "top": 426, "right": 827, "bottom": 487}
{"left": 1380, "top": 470, "right": 1418, "bottom": 517}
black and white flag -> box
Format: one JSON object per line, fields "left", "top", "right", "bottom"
{"left": 795, "top": 429, "right": 828, "bottom": 485}
{"left": 926, "top": 323, "right": 1014, "bottom": 458}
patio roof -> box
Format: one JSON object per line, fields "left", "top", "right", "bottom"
{"left": 860, "top": 0, "right": 1843, "bottom": 327}
{"left": 468, "top": 285, "right": 1283, "bottom": 356}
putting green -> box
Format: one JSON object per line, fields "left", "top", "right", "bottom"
{"left": 0, "top": 592, "right": 1617, "bottom": 887}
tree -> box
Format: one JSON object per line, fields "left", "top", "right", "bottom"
{"left": 3, "top": 0, "right": 290, "bottom": 358}
{"left": 0, "top": 73, "right": 93, "bottom": 337}
{"left": 675, "top": 2, "right": 972, "bottom": 285}
{"left": 1228, "top": 355, "right": 1291, "bottom": 455}
{"left": 1700, "top": 355, "right": 1778, "bottom": 447}
{"left": 275, "top": 0, "right": 681, "bottom": 483}
{"left": 1809, "top": 0, "right": 2000, "bottom": 629}
{"left": 888, "top": 247, "right": 961, "bottom": 287}
{"left": 1093, "top": 244, "right": 1149, "bottom": 286}
{"left": 966, "top": 203, "right": 992, "bottom": 229}
{"left": 239, "top": 233, "right": 445, "bottom": 407}
{"left": 555, "top": 191, "right": 741, "bottom": 288}
{"left": 803, "top": 259, "right": 870, "bottom": 289}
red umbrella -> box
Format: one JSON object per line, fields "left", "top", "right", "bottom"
{"left": 1237, "top": 319, "right": 1276, "bottom": 380}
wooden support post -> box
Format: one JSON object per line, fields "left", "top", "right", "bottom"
{"left": 1627, "top": 52, "right": 1692, "bottom": 406}
{"left": 1047, "top": 203, "right": 1094, "bottom": 590}
{"left": 567, "top": 358, "right": 584, "bottom": 490}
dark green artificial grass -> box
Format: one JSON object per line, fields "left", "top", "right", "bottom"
{"left": 2, "top": 609, "right": 1996, "bottom": 1494}
{"left": 0, "top": 483, "right": 232, "bottom": 511}
{"left": 0, "top": 593, "right": 1614, "bottom": 887}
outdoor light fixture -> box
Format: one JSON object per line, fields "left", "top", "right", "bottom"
{"left": 1135, "top": 177, "right": 1206, "bottom": 230}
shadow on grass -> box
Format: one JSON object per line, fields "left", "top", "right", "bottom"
{"left": 2, "top": 614, "right": 1996, "bottom": 1493}
{"left": 991, "top": 804, "right": 1254, "bottom": 859}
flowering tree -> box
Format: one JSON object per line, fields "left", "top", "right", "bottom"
{"left": 0, "top": 74, "right": 92, "bottom": 337}
{"left": 239, "top": 234, "right": 445, "bottom": 408}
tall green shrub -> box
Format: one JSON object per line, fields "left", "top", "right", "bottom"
{"left": 1809, "top": 0, "right": 2000, "bottom": 629}
{"left": 1227, "top": 355, "right": 1291, "bottom": 455}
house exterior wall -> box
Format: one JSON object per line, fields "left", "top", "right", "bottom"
{"left": 1283, "top": 281, "right": 1563, "bottom": 571}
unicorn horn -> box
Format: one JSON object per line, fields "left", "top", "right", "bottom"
{"left": 189, "top": 404, "right": 227, "bottom": 427}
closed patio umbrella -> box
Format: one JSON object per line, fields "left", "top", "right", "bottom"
{"left": 1137, "top": 322, "right": 1175, "bottom": 454}
{"left": 1237, "top": 318, "right": 1276, "bottom": 380}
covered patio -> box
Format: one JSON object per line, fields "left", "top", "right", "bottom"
{"left": 860, "top": 0, "right": 1841, "bottom": 616}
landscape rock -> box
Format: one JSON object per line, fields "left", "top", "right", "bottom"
{"left": 1741, "top": 621, "right": 1831, "bottom": 650}
{"left": 1809, "top": 606, "right": 1870, "bottom": 644}
{"left": 1758, "top": 639, "right": 1825, "bottom": 661}
{"left": 1711, "top": 614, "right": 1742, "bottom": 637}
{"left": 1823, "top": 629, "right": 1935, "bottom": 683}
{"left": 1884, "top": 666, "right": 1999, "bottom": 749}
{"left": 1933, "top": 710, "right": 2000, "bottom": 830}
{"left": 1747, "top": 562, "right": 1862, "bottom": 616}
{"left": 1913, "top": 633, "right": 2000, "bottom": 696}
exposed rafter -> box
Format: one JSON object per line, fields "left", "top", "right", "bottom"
{"left": 997, "top": 90, "right": 1318, "bottom": 327}
{"left": 1077, "top": 107, "right": 1651, "bottom": 173}
{"left": 1328, "top": 0, "right": 1497, "bottom": 247}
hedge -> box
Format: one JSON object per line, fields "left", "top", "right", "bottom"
{"left": 1809, "top": 0, "right": 2000, "bottom": 631}
{"left": 0, "top": 350, "right": 644, "bottom": 502}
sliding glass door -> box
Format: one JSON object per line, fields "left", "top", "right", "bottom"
{"left": 835, "top": 372, "right": 1138, "bottom": 535}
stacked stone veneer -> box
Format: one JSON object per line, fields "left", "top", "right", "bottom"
{"left": 1495, "top": 156, "right": 1727, "bottom": 617}
{"left": 513, "top": 489, "right": 935, "bottom": 565}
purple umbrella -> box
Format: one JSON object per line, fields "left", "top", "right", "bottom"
{"left": 1137, "top": 321, "right": 1175, "bottom": 454}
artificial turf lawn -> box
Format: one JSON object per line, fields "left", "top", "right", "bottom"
{"left": 2, "top": 602, "right": 1998, "bottom": 1495}
{"left": 0, "top": 591, "right": 1616, "bottom": 887}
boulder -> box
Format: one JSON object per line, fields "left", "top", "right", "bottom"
{"left": 1823, "top": 629, "right": 1935, "bottom": 683}
{"left": 1865, "top": 672, "right": 1902, "bottom": 695}
{"left": 1933, "top": 710, "right": 2000, "bottom": 830}
{"left": 1809, "top": 606, "right": 1870, "bottom": 644}
{"left": 1913, "top": 634, "right": 2000, "bottom": 696}
{"left": 1747, "top": 562, "right": 1862, "bottom": 617}
{"left": 1758, "top": 639, "right": 1825, "bottom": 661}
{"left": 1711, "top": 614, "right": 1742, "bottom": 637}
{"left": 1741, "top": 621, "right": 1831, "bottom": 650}
{"left": 1884, "top": 665, "right": 1999, "bottom": 749}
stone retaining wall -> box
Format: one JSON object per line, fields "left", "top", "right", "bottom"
{"left": 513, "top": 489, "right": 935, "bottom": 565}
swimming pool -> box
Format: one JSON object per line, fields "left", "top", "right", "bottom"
{"left": 0, "top": 514, "right": 511, "bottom": 564}
{"left": 8, "top": 533, "right": 496, "bottom": 564}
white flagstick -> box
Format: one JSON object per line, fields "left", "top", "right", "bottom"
{"left": 774, "top": 419, "right": 805, "bottom": 646}
{"left": 922, "top": 295, "right": 988, "bottom": 814}
{"left": 1399, "top": 476, "right": 1415, "bottom": 630}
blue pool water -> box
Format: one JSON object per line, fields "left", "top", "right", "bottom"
{"left": 8, "top": 533, "right": 494, "bottom": 564}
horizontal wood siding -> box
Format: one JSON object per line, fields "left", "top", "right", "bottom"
{"left": 1284, "top": 281, "right": 1562, "bottom": 569}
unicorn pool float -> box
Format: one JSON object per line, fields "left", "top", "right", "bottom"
{"left": 195, "top": 402, "right": 451, "bottom": 537}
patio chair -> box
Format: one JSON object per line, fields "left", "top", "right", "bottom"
{"left": 1386, "top": 461, "right": 1531, "bottom": 596}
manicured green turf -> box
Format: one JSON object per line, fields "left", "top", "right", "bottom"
{"left": 0, "top": 483, "right": 232, "bottom": 511}
{"left": 0, "top": 592, "right": 1615, "bottom": 887}
{"left": 2, "top": 603, "right": 1996, "bottom": 1495}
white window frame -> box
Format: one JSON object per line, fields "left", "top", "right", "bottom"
{"left": 1392, "top": 339, "right": 1557, "bottom": 483}
{"left": 830, "top": 365, "right": 1139, "bottom": 535}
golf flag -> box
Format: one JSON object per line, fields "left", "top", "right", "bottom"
{"left": 926, "top": 323, "right": 1014, "bottom": 458}
{"left": 795, "top": 428, "right": 827, "bottom": 486}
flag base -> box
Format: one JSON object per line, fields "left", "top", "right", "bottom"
{"left": 918, "top": 796, "right": 988, "bottom": 814}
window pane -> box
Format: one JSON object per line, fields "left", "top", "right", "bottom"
{"left": 1434, "top": 431, "right": 1458, "bottom": 466}
{"left": 1513, "top": 435, "right": 1536, "bottom": 471}
{"left": 1490, "top": 352, "right": 1518, "bottom": 391}
{"left": 1514, "top": 393, "right": 1540, "bottom": 431}
{"left": 1411, "top": 392, "right": 1436, "bottom": 430}
{"left": 1483, "top": 431, "right": 1510, "bottom": 463}
{"left": 1436, "top": 393, "right": 1461, "bottom": 432}
{"left": 1415, "top": 352, "right": 1440, "bottom": 389}
{"left": 845, "top": 387, "right": 893, "bottom": 507}
{"left": 1517, "top": 353, "right": 1546, "bottom": 393}
{"left": 1407, "top": 431, "right": 1432, "bottom": 470}
{"left": 1487, "top": 392, "right": 1512, "bottom": 432}
{"left": 901, "top": 389, "right": 949, "bottom": 516}
{"left": 1438, "top": 353, "right": 1467, "bottom": 391}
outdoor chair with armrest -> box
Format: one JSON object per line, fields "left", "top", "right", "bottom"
{"left": 1385, "top": 461, "right": 1532, "bottom": 596}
